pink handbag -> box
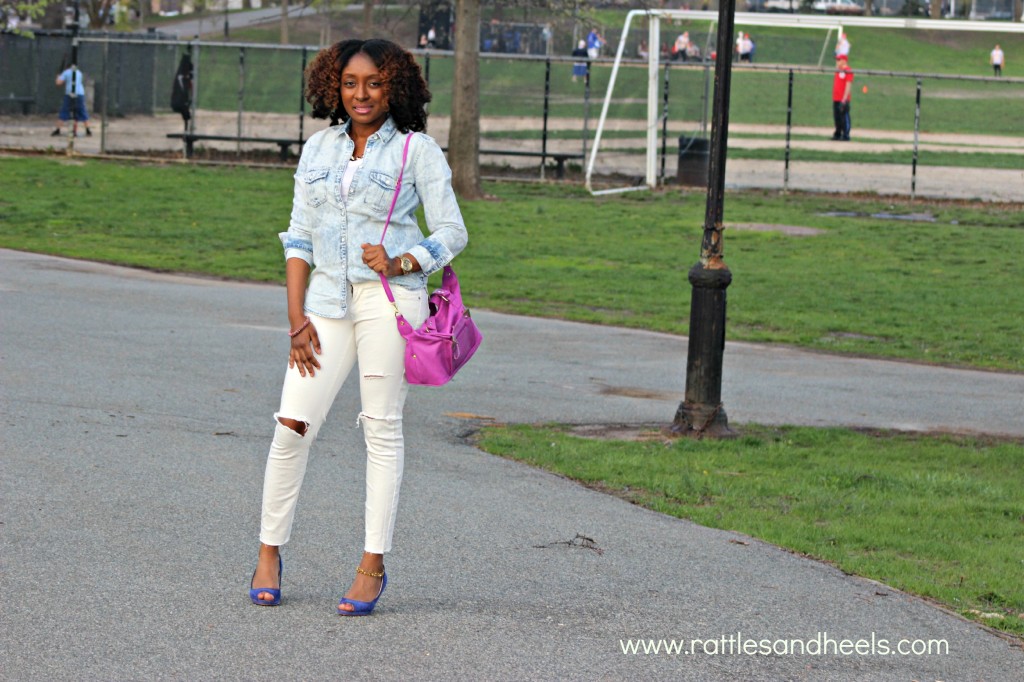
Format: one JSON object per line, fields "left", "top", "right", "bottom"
{"left": 378, "top": 134, "right": 482, "bottom": 386}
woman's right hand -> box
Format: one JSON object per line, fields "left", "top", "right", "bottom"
{"left": 289, "top": 323, "right": 322, "bottom": 377}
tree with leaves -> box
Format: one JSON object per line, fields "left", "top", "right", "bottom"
{"left": 3, "top": 0, "right": 57, "bottom": 32}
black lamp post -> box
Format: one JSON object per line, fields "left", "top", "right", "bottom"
{"left": 670, "top": 0, "right": 738, "bottom": 439}
{"left": 65, "top": 0, "right": 82, "bottom": 149}
{"left": 71, "top": 0, "right": 80, "bottom": 61}
{"left": 224, "top": 0, "right": 230, "bottom": 38}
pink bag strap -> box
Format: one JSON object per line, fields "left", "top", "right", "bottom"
{"left": 378, "top": 133, "right": 414, "bottom": 307}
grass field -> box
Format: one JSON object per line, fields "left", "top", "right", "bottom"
{"left": 213, "top": 55, "right": 1022, "bottom": 136}
{"left": 188, "top": 19, "right": 1024, "bottom": 139}
{"left": 102, "top": 15, "right": 1018, "bottom": 180}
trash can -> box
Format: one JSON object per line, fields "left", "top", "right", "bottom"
{"left": 677, "top": 136, "right": 710, "bottom": 186}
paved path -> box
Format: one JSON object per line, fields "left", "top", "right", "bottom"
{"left": 2, "top": 248, "right": 1023, "bottom": 681}
{"left": 152, "top": 5, "right": 323, "bottom": 40}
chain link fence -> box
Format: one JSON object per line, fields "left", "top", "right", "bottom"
{"left": 1, "top": 31, "right": 1021, "bottom": 198}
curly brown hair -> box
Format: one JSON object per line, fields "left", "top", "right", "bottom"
{"left": 305, "top": 39, "right": 431, "bottom": 133}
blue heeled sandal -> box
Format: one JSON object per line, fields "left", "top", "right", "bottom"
{"left": 249, "top": 555, "right": 283, "bottom": 606}
{"left": 337, "top": 567, "right": 387, "bottom": 616}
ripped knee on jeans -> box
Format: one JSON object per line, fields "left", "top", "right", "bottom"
{"left": 356, "top": 412, "right": 402, "bottom": 428}
{"left": 277, "top": 416, "right": 309, "bottom": 436}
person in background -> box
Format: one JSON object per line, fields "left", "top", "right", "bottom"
{"left": 52, "top": 65, "right": 92, "bottom": 137}
{"left": 831, "top": 53, "right": 854, "bottom": 141}
{"left": 990, "top": 44, "right": 1004, "bottom": 77}
{"left": 586, "top": 27, "right": 605, "bottom": 59}
{"left": 736, "top": 33, "right": 753, "bottom": 63}
{"left": 572, "top": 39, "right": 588, "bottom": 82}
{"left": 672, "top": 31, "right": 690, "bottom": 62}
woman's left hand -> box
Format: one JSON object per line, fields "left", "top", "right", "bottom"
{"left": 361, "top": 243, "right": 397, "bottom": 276}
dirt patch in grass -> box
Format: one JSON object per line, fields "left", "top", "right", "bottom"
{"left": 727, "top": 222, "right": 826, "bottom": 236}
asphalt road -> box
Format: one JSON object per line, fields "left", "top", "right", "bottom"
{"left": 2, "top": 248, "right": 1022, "bottom": 681}
{"left": 152, "top": 5, "right": 323, "bottom": 40}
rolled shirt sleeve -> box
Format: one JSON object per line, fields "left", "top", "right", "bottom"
{"left": 278, "top": 159, "right": 314, "bottom": 265}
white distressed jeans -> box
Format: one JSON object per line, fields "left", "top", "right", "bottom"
{"left": 259, "top": 281, "right": 428, "bottom": 554}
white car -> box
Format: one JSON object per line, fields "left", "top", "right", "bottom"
{"left": 746, "top": 0, "right": 800, "bottom": 10}
{"left": 812, "top": 0, "right": 866, "bottom": 13}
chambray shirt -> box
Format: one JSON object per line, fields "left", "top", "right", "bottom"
{"left": 58, "top": 68, "right": 86, "bottom": 96}
{"left": 280, "top": 116, "right": 468, "bottom": 319}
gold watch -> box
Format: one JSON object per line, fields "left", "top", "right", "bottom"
{"left": 400, "top": 256, "right": 414, "bottom": 275}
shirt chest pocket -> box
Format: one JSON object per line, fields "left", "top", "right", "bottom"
{"left": 303, "top": 168, "right": 332, "bottom": 207}
{"left": 365, "top": 170, "right": 398, "bottom": 215}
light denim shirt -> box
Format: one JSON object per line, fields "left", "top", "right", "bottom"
{"left": 58, "top": 68, "right": 86, "bottom": 96}
{"left": 280, "top": 116, "right": 468, "bottom": 319}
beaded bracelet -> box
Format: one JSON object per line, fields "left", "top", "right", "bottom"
{"left": 287, "top": 316, "right": 311, "bottom": 338}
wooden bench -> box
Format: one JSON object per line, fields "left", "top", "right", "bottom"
{"left": 167, "top": 133, "right": 302, "bottom": 161}
{"left": 2, "top": 95, "right": 35, "bottom": 115}
{"left": 444, "top": 148, "right": 585, "bottom": 179}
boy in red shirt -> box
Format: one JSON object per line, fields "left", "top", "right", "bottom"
{"left": 832, "top": 54, "right": 854, "bottom": 141}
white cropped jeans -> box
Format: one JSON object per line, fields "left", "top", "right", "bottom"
{"left": 259, "top": 281, "right": 428, "bottom": 554}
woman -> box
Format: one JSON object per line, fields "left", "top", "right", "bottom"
{"left": 249, "top": 38, "right": 468, "bottom": 615}
{"left": 571, "top": 40, "right": 588, "bottom": 82}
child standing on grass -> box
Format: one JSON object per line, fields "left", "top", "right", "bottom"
{"left": 990, "top": 44, "right": 1004, "bottom": 77}
{"left": 831, "top": 54, "right": 854, "bottom": 142}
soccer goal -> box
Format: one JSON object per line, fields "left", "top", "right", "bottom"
{"left": 584, "top": 10, "right": 844, "bottom": 196}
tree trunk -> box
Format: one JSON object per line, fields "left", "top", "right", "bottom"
{"left": 864, "top": 0, "right": 874, "bottom": 15}
{"left": 1015, "top": 0, "right": 1022, "bottom": 22}
{"left": 929, "top": 0, "right": 942, "bottom": 16}
{"left": 319, "top": 1, "right": 327, "bottom": 47}
{"left": 363, "top": 0, "right": 374, "bottom": 35}
{"left": 280, "top": 0, "right": 289, "bottom": 45}
{"left": 449, "top": 0, "right": 483, "bottom": 199}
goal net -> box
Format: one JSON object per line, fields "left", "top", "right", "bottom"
{"left": 585, "top": 9, "right": 843, "bottom": 195}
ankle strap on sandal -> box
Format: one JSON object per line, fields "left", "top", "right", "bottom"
{"left": 356, "top": 566, "right": 384, "bottom": 578}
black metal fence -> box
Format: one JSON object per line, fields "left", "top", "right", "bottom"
{"left": 0, "top": 30, "right": 180, "bottom": 117}
{"left": 1, "top": 32, "right": 1020, "bottom": 197}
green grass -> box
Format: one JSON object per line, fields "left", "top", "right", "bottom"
{"left": 194, "top": 19, "right": 1024, "bottom": 138}
{"left": 475, "top": 423, "right": 1024, "bottom": 636}
{"left": 0, "top": 158, "right": 287, "bottom": 276}
{"left": 2, "top": 156, "right": 1023, "bottom": 372}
